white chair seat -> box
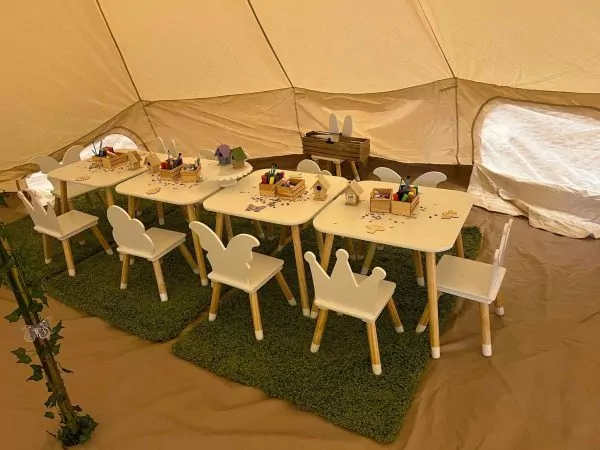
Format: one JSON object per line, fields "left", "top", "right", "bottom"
{"left": 436, "top": 255, "right": 506, "bottom": 304}
{"left": 34, "top": 210, "right": 98, "bottom": 240}
{"left": 208, "top": 252, "right": 283, "bottom": 293}
{"left": 117, "top": 227, "right": 186, "bottom": 261}
{"left": 50, "top": 181, "right": 96, "bottom": 199}
{"left": 314, "top": 274, "right": 396, "bottom": 322}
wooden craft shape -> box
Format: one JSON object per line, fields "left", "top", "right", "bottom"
{"left": 344, "top": 180, "right": 364, "bottom": 205}
{"left": 189, "top": 221, "right": 259, "bottom": 287}
{"left": 107, "top": 205, "right": 154, "bottom": 255}
{"left": 373, "top": 167, "right": 403, "bottom": 184}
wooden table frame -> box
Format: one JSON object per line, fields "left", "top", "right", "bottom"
{"left": 312, "top": 182, "right": 473, "bottom": 359}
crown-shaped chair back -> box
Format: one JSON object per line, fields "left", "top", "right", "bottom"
{"left": 305, "top": 249, "right": 386, "bottom": 303}
{"left": 32, "top": 155, "right": 61, "bottom": 192}
{"left": 189, "top": 221, "right": 259, "bottom": 285}
{"left": 17, "top": 191, "right": 61, "bottom": 235}
{"left": 488, "top": 218, "right": 514, "bottom": 297}
{"left": 373, "top": 167, "right": 403, "bottom": 183}
{"left": 107, "top": 205, "right": 154, "bottom": 255}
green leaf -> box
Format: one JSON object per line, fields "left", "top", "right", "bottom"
{"left": 45, "top": 392, "right": 57, "bottom": 408}
{"left": 11, "top": 347, "right": 31, "bottom": 364}
{"left": 51, "top": 344, "right": 61, "bottom": 355}
{"left": 28, "top": 300, "right": 43, "bottom": 314}
{"left": 52, "top": 321, "right": 64, "bottom": 335}
{"left": 60, "top": 366, "right": 73, "bottom": 374}
{"left": 27, "top": 364, "right": 44, "bottom": 382}
{"left": 44, "top": 411, "right": 55, "bottom": 419}
{"left": 4, "top": 307, "right": 22, "bottom": 323}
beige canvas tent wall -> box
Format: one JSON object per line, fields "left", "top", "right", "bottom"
{"left": 1, "top": 0, "right": 599, "bottom": 235}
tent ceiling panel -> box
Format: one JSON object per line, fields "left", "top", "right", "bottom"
{"left": 144, "top": 88, "right": 301, "bottom": 157}
{"left": 0, "top": 0, "right": 137, "bottom": 171}
{"left": 251, "top": 0, "right": 452, "bottom": 94}
{"left": 296, "top": 80, "right": 457, "bottom": 164}
{"left": 98, "top": 0, "right": 290, "bottom": 100}
{"left": 421, "top": 0, "right": 600, "bottom": 92}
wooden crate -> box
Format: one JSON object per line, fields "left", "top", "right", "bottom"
{"left": 301, "top": 134, "right": 370, "bottom": 163}
{"left": 159, "top": 164, "right": 183, "bottom": 180}
{"left": 370, "top": 188, "right": 392, "bottom": 213}
{"left": 91, "top": 152, "right": 128, "bottom": 169}
{"left": 259, "top": 179, "right": 283, "bottom": 197}
{"left": 180, "top": 166, "right": 201, "bottom": 183}
{"left": 391, "top": 195, "right": 420, "bottom": 217}
{"left": 277, "top": 178, "right": 305, "bottom": 199}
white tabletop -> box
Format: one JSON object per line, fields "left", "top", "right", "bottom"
{"left": 115, "top": 157, "right": 221, "bottom": 206}
{"left": 201, "top": 159, "right": 253, "bottom": 187}
{"left": 313, "top": 181, "right": 474, "bottom": 253}
{"left": 203, "top": 171, "right": 349, "bottom": 226}
{"left": 47, "top": 155, "right": 147, "bottom": 188}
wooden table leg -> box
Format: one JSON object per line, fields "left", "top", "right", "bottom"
{"left": 311, "top": 233, "right": 335, "bottom": 318}
{"left": 291, "top": 225, "right": 310, "bottom": 317}
{"left": 413, "top": 250, "right": 425, "bottom": 286}
{"left": 215, "top": 213, "right": 224, "bottom": 240}
{"left": 455, "top": 231, "right": 464, "bottom": 258}
{"left": 334, "top": 162, "right": 342, "bottom": 177}
{"left": 266, "top": 223, "right": 275, "bottom": 240}
{"left": 127, "top": 196, "right": 136, "bottom": 218}
{"left": 314, "top": 229, "right": 324, "bottom": 259}
{"left": 105, "top": 187, "right": 115, "bottom": 206}
{"left": 252, "top": 220, "right": 265, "bottom": 239}
{"left": 277, "top": 226, "right": 289, "bottom": 252}
{"left": 186, "top": 204, "right": 208, "bottom": 286}
{"left": 360, "top": 242, "right": 378, "bottom": 275}
{"left": 224, "top": 214, "right": 234, "bottom": 242}
{"left": 60, "top": 181, "right": 69, "bottom": 214}
{"left": 425, "top": 252, "right": 440, "bottom": 359}
{"left": 156, "top": 202, "right": 165, "bottom": 225}
{"left": 349, "top": 161, "right": 360, "bottom": 181}
{"left": 345, "top": 238, "right": 356, "bottom": 260}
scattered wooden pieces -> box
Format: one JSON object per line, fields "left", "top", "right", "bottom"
{"left": 147, "top": 187, "right": 161, "bottom": 195}
{"left": 442, "top": 210, "right": 459, "bottom": 219}
{"left": 75, "top": 175, "right": 90, "bottom": 181}
{"left": 365, "top": 223, "right": 385, "bottom": 234}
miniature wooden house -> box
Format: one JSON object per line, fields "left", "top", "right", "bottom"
{"left": 127, "top": 151, "right": 142, "bottom": 170}
{"left": 344, "top": 180, "right": 364, "bottom": 205}
{"left": 311, "top": 174, "right": 331, "bottom": 201}
{"left": 230, "top": 146, "right": 247, "bottom": 169}
{"left": 145, "top": 152, "right": 161, "bottom": 173}
{"left": 215, "top": 144, "right": 232, "bottom": 165}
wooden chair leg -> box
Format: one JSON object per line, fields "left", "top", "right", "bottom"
{"left": 61, "top": 239, "right": 75, "bottom": 277}
{"left": 360, "top": 242, "right": 378, "bottom": 275}
{"left": 54, "top": 198, "right": 62, "bottom": 216}
{"left": 186, "top": 204, "right": 208, "bottom": 286}
{"left": 345, "top": 238, "right": 356, "bottom": 260}
{"left": 412, "top": 250, "right": 425, "bottom": 286}
{"left": 310, "top": 309, "right": 329, "bottom": 352}
{"left": 135, "top": 198, "right": 142, "bottom": 217}
{"left": 252, "top": 220, "right": 265, "bottom": 239}
{"left": 356, "top": 240, "right": 365, "bottom": 260}
{"left": 277, "top": 226, "right": 289, "bottom": 252}
{"left": 208, "top": 282, "right": 221, "bottom": 321}
{"left": 334, "top": 162, "right": 342, "bottom": 177}
{"left": 494, "top": 290, "right": 505, "bottom": 316}
{"left": 366, "top": 322, "right": 382, "bottom": 375}
{"left": 152, "top": 260, "right": 168, "bottom": 302}
{"left": 266, "top": 223, "right": 275, "bottom": 240}
{"left": 349, "top": 161, "right": 360, "bottom": 181}
{"left": 275, "top": 271, "right": 296, "bottom": 306}
{"left": 480, "top": 303, "right": 492, "bottom": 356}
{"left": 178, "top": 243, "right": 198, "bottom": 274}
{"left": 120, "top": 254, "right": 130, "bottom": 289}
{"left": 91, "top": 225, "right": 113, "bottom": 255}
{"left": 249, "top": 292, "right": 263, "bottom": 341}
{"left": 314, "top": 229, "right": 324, "bottom": 258}
{"left": 416, "top": 303, "right": 430, "bottom": 333}
{"left": 42, "top": 234, "right": 52, "bottom": 264}
{"left": 68, "top": 200, "right": 76, "bottom": 212}
{"left": 156, "top": 202, "right": 165, "bottom": 225}
{"left": 386, "top": 299, "right": 404, "bottom": 333}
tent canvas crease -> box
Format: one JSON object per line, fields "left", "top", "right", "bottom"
{"left": 1, "top": 0, "right": 599, "bottom": 237}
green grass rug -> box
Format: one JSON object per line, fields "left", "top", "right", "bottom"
{"left": 45, "top": 209, "right": 270, "bottom": 342}
{"left": 172, "top": 227, "right": 481, "bottom": 443}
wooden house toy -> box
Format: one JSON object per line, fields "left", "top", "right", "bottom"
{"left": 230, "top": 146, "right": 248, "bottom": 169}
{"left": 344, "top": 180, "right": 364, "bottom": 205}
{"left": 311, "top": 174, "right": 331, "bottom": 201}
{"left": 215, "top": 144, "right": 232, "bottom": 165}
{"left": 127, "top": 151, "right": 142, "bottom": 170}
{"left": 145, "top": 152, "right": 161, "bottom": 173}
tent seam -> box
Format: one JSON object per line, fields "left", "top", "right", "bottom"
{"left": 94, "top": 0, "right": 158, "bottom": 140}
{"left": 246, "top": 0, "right": 303, "bottom": 138}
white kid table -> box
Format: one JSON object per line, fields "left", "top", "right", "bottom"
{"left": 47, "top": 155, "right": 147, "bottom": 214}
{"left": 203, "top": 171, "right": 349, "bottom": 316}
{"left": 313, "top": 181, "right": 474, "bottom": 359}
{"left": 115, "top": 157, "right": 221, "bottom": 286}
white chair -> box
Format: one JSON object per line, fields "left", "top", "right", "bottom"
{"left": 296, "top": 159, "right": 334, "bottom": 177}
{"left": 17, "top": 191, "right": 112, "bottom": 276}
{"left": 416, "top": 219, "right": 513, "bottom": 356}
{"left": 412, "top": 171, "right": 447, "bottom": 187}
{"left": 61, "top": 145, "right": 84, "bottom": 166}
{"left": 305, "top": 249, "right": 404, "bottom": 375}
{"left": 372, "top": 167, "right": 403, "bottom": 184}
{"left": 32, "top": 155, "right": 100, "bottom": 211}
{"left": 107, "top": 205, "right": 198, "bottom": 301}
{"left": 199, "top": 149, "right": 216, "bottom": 160}
{"left": 189, "top": 221, "right": 295, "bottom": 341}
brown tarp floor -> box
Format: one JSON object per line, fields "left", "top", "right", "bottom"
{"left": 1, "top": 162, "right": 599, "bottom": 450}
